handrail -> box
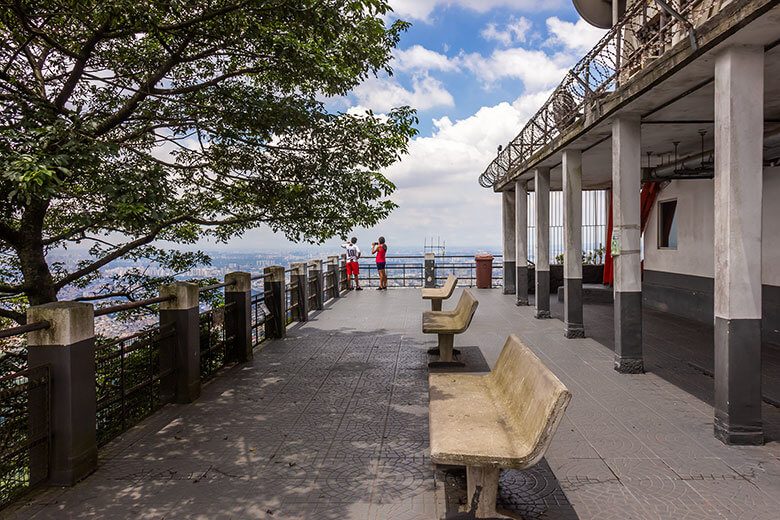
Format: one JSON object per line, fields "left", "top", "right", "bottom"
{"left": 0, "top": 320, "right": 51, "bottom": 339}
{"left": 250, "top": 273, "right": 268, "bottom": 280}
{"left": 94, "top": 295, "right": 175, "bottom": 317}
{"left": 198, "top": 280, "right": 237, "bottom": 293}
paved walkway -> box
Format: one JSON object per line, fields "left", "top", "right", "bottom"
{"left": 6, "top": 289, "right": 780, "bottom": 519}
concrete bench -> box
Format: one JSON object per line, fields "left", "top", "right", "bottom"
{"left": 422, "top": 273, "right": 458, "bottom": 311}
{"left": 422, "top": 289, "right": 478, "bottom": 367}
{"left": 429, "top": 334, "right": 571, "bottom": 518}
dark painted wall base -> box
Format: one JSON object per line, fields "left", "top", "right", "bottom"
{"left": 643, "top": 270, "right": 780, "bottom": 346}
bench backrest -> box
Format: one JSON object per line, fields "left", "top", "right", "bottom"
{"left": 451, "top": 289, "right": 479, "bottom": 333}
{"left": 488, "top": 334, "right": 571, "bottom": 467}
{"left": 441, "top": 273, "right": 457, "bottom": 298}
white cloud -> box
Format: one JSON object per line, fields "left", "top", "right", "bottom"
{"left": 388, "top": 0, "right": 563, "bottom": 23}
{"left": 460, "top": 48, "right": 569, "bottom": 92}
{"left": 545, "top": 17, "right": 607, "bottom": 54}
{"left": 393, "top": 45, "right": 460, "bottom": 73}
{"left": 351, "top": 74, "right": 454, "bottom": 112}
{"left": 481, "top": 17, "right": 533, "bottom": 46}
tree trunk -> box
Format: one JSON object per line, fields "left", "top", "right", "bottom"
{"left": 17, "top": 200, "right": 57, "bottom": 307}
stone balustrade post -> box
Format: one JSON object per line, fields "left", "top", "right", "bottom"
{"left": 159, "top": 282, "right": 201, "bottom": 404}
{"left": 310, "top": 259, "right": 324, "bottom": 310}
{"left": 225, "top": 272, "right": 252, "bottom": 363}
{"left": 290, "top": 262, "right": 309, "bottom": 322}
{"left": 27, "top": 302, "right": 97, "bottom": 486}
{"left": 263, "top": 266, "right": 286, "bottom": 338}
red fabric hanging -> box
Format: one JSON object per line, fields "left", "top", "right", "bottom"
{"left": 603, "top": 191, "right": 614, "bottom": 284}
{"left": 604, "top": 183, "right": 661, "bottom": 285}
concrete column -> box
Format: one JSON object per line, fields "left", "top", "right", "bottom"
{"left": 225, "top": 272, "right": 252, "bottom": 363}
{"left": 535, "top": 167, "right": 551, "bottom": 319}
{"left": 563, "top": 149, "right": 585, "bottom": 338}
{"left": 27, "top": 302, "right": 97, "bottom": 485}
{"left": 612, "top": 115, "right": 644, "bottom": 373}
{"left": 515, "top": 180, "right": 529, "bottom": 305}
{"left": 424, "top": 252, "right": 436, "bottom": 288}
{"left": 263, "top": 265, "right": 286, "bottom": 338}
{"left": 502, "top": 190, "right": 516, "bottom": 294}
{"left": 159, "top": 282, "right": 201, "bottom": 404}
{"left": 310, "top": 259, "right": 324, "bottom": 310}
{"left": 327, "top": 255, "right": 340, "bottom": 299}
{"left": 713, "top": 45, "right": 764, "bottom": 445}
{"left": 290, "top": 262, "right": 309, "bottom": 322}
{"left": 340, "top": 253, "right": 348, "bottom": 291}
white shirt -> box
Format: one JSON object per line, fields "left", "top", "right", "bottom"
{"left": 341, "top": 243, "right": 360, "bottom": 262}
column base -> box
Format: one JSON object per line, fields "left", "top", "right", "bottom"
{"left": 614, "top": 357, "right": 644, "bottom": 374}
{"left": 714, "top": 417, "right": 763, "bottom": 445}
{"left": 515, "top": 298, "right": 529, "bottom": 306}
{"left": 535, "top": 270, "right": 550, "bottom": 318}
{"left": 502, "top": 261, "right": 516, "bottom": 295}
{"left": 564, "top": 326, "right": 585, "bottom": 339}
{"left": 535, "top": 310, "right": 551, "bottom": 319}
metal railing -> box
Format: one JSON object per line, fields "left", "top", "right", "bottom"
{"left": 250, "top": 293, "right": 267, "bottom": 347}
{"left": 480, "top": 0, "right": 716, "bottom": 188}
{"left": 199, "top": 303, "right": 233, "bottom": 382}
{"left": 353, "top": 256, "right": 505, "bottom": 288}
{"left": 95, "top": 324, "right": 174, "bottom": 447}
{"left": 0, "top": 365, "right": 50, "bottom": 508}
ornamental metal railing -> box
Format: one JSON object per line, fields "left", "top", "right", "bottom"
{"left": 480, "top": 0, "right": 716, "bottom": 189}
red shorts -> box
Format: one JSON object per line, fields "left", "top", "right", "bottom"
{"left": 346, "top": 261, "right": 359, "bottom": 275}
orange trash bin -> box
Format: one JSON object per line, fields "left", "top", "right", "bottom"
{"left": 475, "top": 254, "right": 494, "bottom": 289}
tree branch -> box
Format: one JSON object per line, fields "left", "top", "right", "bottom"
{"left": 0, "top": 307, "right": 26, "bottom": 325}
{"left": 54, "top": 20, "right": 110, "bottom": 110}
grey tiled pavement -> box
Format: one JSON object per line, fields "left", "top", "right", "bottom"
{"left": 6, "top": 288, "right": 780, "bottom": 519}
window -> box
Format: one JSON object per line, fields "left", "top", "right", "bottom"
{"left": 658, "top": 199, "right": 678, "bottom": 249}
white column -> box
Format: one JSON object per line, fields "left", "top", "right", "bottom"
{"left": 713, "top": 45, "right": 764, "bottom": 445}
{"left": 515, "top": 180, "right": 529, "bottom": 305}
{"left": 535, "top": 168, "right": 551, "bottom": 318}
{"left": 612, "top": 115, "right": 644, "bottom": 373}
{"left": 562, "top": 150, "right": 584, "bottom": 338}
{"left": 502, "top": 190, "right": 516, "bottom": 295}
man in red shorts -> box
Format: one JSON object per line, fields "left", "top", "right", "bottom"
{"left": 341, "top": 237, "right": 362, "bottom": 290}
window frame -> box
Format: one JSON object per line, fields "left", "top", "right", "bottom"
{"left": 657, "top": 198, "right": 678, "bottom": 250}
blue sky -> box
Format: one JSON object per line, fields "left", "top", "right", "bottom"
{"left": 217, "top": 0, "right": 606, "bottom": 253}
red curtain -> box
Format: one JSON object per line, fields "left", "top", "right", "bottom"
{"left": 603, "top": 183, "right": 661, "bottom": 285}
{"left": 603, "top": 191, "right": 614, "bottom": 284}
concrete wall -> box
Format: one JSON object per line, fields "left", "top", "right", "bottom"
{"left": 642, "top": 166, "right": 780, "bottom": 344}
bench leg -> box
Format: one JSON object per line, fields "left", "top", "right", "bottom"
{"left": 428, "top": 334, "right": 465, "bottom": 369}
{"left": 431, "top": 299, "right": 442, "bottom": 311}
{"left": 466, "top": 466, "right": 501, "bottom": 518}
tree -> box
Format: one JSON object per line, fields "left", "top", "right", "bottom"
{"left": 0, "top": 0, "right": 417, "bottom": 324}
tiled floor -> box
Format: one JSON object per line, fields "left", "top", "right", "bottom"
{"left": 6, "top": 288, "right": 780, "bottom": 519}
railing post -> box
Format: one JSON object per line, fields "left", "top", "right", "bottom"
{"left": 225, "top": 271, "right": 252, "bottom": 363}
{"left": 310, "top": 259, "right": 324, "bottom": 310}
{"left": 340, "top": 253, "right": 347, "bottom": 291}
{"left": 264, "top": 265, "right": 286, "bottom": 338}
{"left": 159, "top": 282, "right": 201, "bottom": 404}
{"left": 290, "top": 262, "right": 309, "bottom": 322}
{"left": 328, "top": 255, "right": 340, "bottom": 298}
{"left": 27, "top": 302, "right": 97, "bottom": 486}
{"left": 424, "top": 252, "right": 436, "bottom": 288}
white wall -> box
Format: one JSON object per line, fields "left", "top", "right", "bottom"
{"left": 643, "top": 166, "right": 780, "bottom": 286}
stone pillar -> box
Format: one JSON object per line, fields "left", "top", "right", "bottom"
{"left": 263, "top": 265, "right": 286, "bottom": 339}
{"left": 713, "top": 45, "right": 764, "bottom": 445}
{"left": 310, "top": 259, "right": 324, "bottom": 310}
{"left": 515, "top": 180, "right": 529, "bottom": 305}
{"left": 327, "top": 255, "right": 340, "bottom": 299}
{"left": 27, "top": 302, "right": 97, "bottom": 486}
{"left": 612, "top": 115, "right": 644, "bottom": 373}
{"left": 563, "top": 149, "right": 585, "bottom": 338}
{"left": 225, "top": 272, "right": 252, "bottom": 363}
{"left": 502, "top": 190, "right": 516, "bottom": 294}
{"left": 290, "top": 262, "right": 309, "bottom": 322}
{"left": 535, "top": 167, "right": 551, "bottom": 319}
{"left": 159, "top": 282, "right": 201, "bottom": 404}
{"left": 424, "top": 252, "right": 436, "bottom": 288}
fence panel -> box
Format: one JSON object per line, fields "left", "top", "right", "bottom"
{"left": 95, "top": 325, "right": 174, "bottom": 447}
{"left": 199, "top": 305, "right": 232, "bottom": 381}
{"left": 0, "top": 366, "right": 50, "bottom": 508}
